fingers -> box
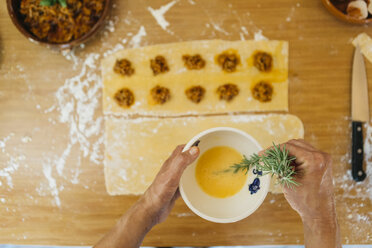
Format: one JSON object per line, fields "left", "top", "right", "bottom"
{"left": 171, "top": 146, "right": 200, "bottom": 175}
{"left": 161, "top": 145, "right": 186, "bottom": 170}
{"left": 258, "top": 140, "right": 315, "bottom": 166}
{"left": 258, "top": 141, "right": 302, "bottom": 157}
{"left": 155, "top": 145, "right": 200, "bottom": 188}
{"left": 170, "top": 144, "right": 186, "bottom": 157}
{"left": 173, "top": 188, "right": 181, "bottom": 200}
{"left": 143, "top": 145, "right": 200, "bottom": 224}
{"left": 282, "top": 142, "right": 309, "bottom": 165}
{"left": 286, "top": 139, "right": 316, "bottom": 151}
{"left": 164, "top": 146, "right": 200, "bottom": 188}
{"left": 284, "top": 141, "right": 332, "bottom": 176}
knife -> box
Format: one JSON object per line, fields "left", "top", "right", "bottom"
{"left": 351, "top": 46, "right": 369, "bottom": 182}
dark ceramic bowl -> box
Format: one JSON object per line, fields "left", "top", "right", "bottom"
{"left": 322, "top": 0, "right": 372, "bottom": 25}
{"left": 6, "top": 0, "right": 112, "bottom": 49}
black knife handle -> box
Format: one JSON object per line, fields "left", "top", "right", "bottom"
{"left": 351, "top": 121, "right": 366, "bottom": 182}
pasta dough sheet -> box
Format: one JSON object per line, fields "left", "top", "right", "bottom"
{"left": 101, "top": 40, "right": 288, "bottom": 116}
{"left": 104, "top": 114, "right": 304, "bottom": 195}
{"left": 352, "top": 33, "right": 372, "bottom": 64}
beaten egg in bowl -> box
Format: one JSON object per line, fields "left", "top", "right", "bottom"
{"left": 195, "top": 146, "right": 247, "bottom": 198}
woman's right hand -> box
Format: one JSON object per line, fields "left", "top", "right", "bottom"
{"left": 279, "top": 139, "right": 341, "bottom": 248}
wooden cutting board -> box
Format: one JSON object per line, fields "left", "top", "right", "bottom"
{"left": 0, "top": 0, "right": 371, "bottom": 246}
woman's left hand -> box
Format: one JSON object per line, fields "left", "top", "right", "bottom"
{"left": 142, "top": 144, "right": 200, "bottom": 225}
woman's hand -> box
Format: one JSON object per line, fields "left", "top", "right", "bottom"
{"left": 94, "top": 145, "right": 199, "bottom": 248}
{"left": 142, "top": 144, "right": 200, "bottom": 225}
{"left": 280, "top": 139, "right": 341, "bottom": 248}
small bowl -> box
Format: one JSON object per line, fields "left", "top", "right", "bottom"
{"left": 322, "top": 0, "right": 372, "bottom": 25}
{"left": 179, "top": 127, "right": 270, "bottom": 223}
{"left": 6, "top": 0, "right": 112, "bottom": 49}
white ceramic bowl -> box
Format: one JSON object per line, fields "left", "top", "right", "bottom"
{"left": 180, "top": 127, "right": 270, "bottom": 223}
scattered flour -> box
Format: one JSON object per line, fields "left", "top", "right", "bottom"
{"left": 102, "top": 16, "right": 119, "bottom": 40}
{"left": 362, "top": 122, "right": 372, "bottom": 200}
{"left": 148, "top": 0, "right": 178, "bottom": 34}
{"left": 0, "top": 155, "right": 25, "bottom": 189}
{"left": 129, "top": 26, "right": 147, "bottom": 48}
{"left": 43, "top": 105, "right": 55, "bottom": 114}
{"left": 0, "top": 133, "right": 14, "bottom": 153}
{"left": 240, "top": 26, "right": 249, "bottom": 40}
{"left": 329, "top": 120, "right": 372, "bottom": 242}
{"left": 28, "top": 38, "right": 39, "bottom": 45}
{"left": 21, "top": 136, "right": 32, "bottom": 143}
{"left": 24, "top": 45, "right": 110, "bottom": 206}
{"left": 254, "top": 30, "right": 268, "bottom": 41}
{"left": 285, "top": 6, "right": 296, "bottom": 22}
{"left": 61, "top": 49, "right": 80, "bottom": 70}
{"left": 42, "top": 163, "right": 61, "bottom": 207}
{"left": 49, "top": 52, "right": 104, "bottom": 182}
{"left": 210, "top": 23, "right": 230, "bottom": 35}
{"left": 175, "top": 212, "right": 193, "bottom": 217}
{"left": 0, "top": 133, "right": 22, "bottom": 189}
{"left": 35, "top": 14, "right": 150, "bottom": 206}
{"left": 106, "top": 20, "right": 116, "bottom": 33}
{"left": 103, "top": 43, "right": 124, "bottom": 58}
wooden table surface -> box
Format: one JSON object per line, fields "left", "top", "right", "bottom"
{"left": 0, "top": 0, "right": 371, "bottom": 246}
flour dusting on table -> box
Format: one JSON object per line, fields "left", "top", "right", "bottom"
{"left": 363, "top": 123, "right": 372, "bottom": 200}
{"left": 148, "top": 0, "right": 178, "bottom": 34}
{"left": 129, "top": 26, "right": 147, "bottom": 48}
{"left": 34, "top": 15, "right": 151, "bottom": 206}
{"left": 0, "top": 155, "right": 23, "bottom": 189}
{"left": 54, "top": 53, "right": 103, "bottom": 176}
{"left": 330, "top": 120, "right": 372, "bottom": 243}
{"left": 0, "top": 133, "right": 14, "bottom": 153}
{"left": 240, "top": 26, "right": 249, "bottom": 40}
{"left": 42, "top": 162, "right": 61, "bottom": 207}
{"left": 254, "top": 30, "right": 268, "bottom": 41}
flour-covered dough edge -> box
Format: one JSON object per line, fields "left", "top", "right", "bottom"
{"left": 352, "top": 33, "right": 372, "bottom": 64}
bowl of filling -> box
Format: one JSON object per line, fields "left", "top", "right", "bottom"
{"left": 6, "top": 0, "right": 111, "bottom": 49}
{"left": 179, "top": 127, "right": 270, "bottom": 223}
{"left": 322, "top": 0, "right": 372, "bottom": 24}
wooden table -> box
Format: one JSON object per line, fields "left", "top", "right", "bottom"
{"left": 0, "top": 0, "right": 371, "bottom": 245}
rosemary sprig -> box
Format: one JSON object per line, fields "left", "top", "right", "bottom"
{"left": 229, "top": 143, "right": 300, "bottom": 188}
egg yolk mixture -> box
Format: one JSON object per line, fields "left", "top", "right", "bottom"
{"left": 195, "top": 146, "right": 247, "bottom": 198}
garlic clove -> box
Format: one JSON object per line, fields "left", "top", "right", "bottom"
{"left": 347, "top": 0, "right": 369, "bottom": 19}
{"left": 368, "top": 1, "right": 372, "bottom": 15}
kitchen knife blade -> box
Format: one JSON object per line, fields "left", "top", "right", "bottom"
{"left": 351, "top": 46, "right": 369, "bottom": 182}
